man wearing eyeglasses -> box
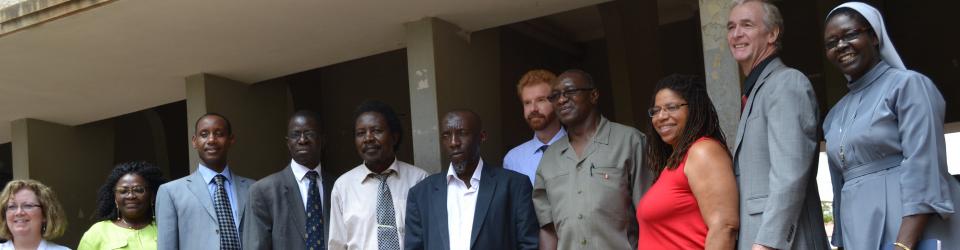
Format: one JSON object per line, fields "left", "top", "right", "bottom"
{"left": 532, "top": 69, "right": 652, "bottom": 249}
{"left": 243, "top": 110, "right": 334, "bottom": 250}
{"left": 727, "top": 1, "right": 827, "bottom": 249}
{"left": 157, "top": 113, "right": 254, "bottom": 250}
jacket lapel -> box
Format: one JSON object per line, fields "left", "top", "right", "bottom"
{"left": 432, "top": 176, "right": 451, "bottom": 250}
{"left": 234, "top": 176, "right": 250, "bottom": 226}
{"left": 733, "top": 58, "right": 784, "bottom": 157}
{"left": 283, "top": 166, "right": 308, "bottom": 238}
{"left": 470, "top": 165, "right": 497, "bottom": 249}
{"left": 186, "top": 171, "right": 217, "bottom": 221}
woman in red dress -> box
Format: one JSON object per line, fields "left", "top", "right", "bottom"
{"left": 637, "top": 74, "right": 739, "bottom": 249}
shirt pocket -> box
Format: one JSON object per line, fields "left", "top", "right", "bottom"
{"left": 591, "top": 164, "right": 625, "bottom": 191}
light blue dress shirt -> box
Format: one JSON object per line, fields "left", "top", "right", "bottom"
{"left": 503, "top": 128, "right": 566, "bottom": 184}
{"left": 197, "top": 164, "right": 240, "bottom": 231}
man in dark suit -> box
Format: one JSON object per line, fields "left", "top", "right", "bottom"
{"left": 157, "top": 113, "right": 254, "bottom": 250}
{"left": 404, "top": 110, "right": 539, "bottom": 250}
{"left": 243, "top": 110, "right": 334, "bottom": 250}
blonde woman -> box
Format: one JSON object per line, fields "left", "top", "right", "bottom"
{"left": 0, "top": 180, "right": 69, "bottom": 250}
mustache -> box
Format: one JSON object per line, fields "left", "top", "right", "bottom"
{"left": 526, "top": 111, "right": 546, "bottom": 120}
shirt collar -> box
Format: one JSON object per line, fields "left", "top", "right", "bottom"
{"left": 446, "top": 158, "right": 484, "bottom": 185}
{"left": 847, "top": 60, "right": 891, "bottom": 93}
{"left": 198, "top": 163, "right": 233, "bottom": 185}
{"left": 743, "top": 54, "right": 779, "bottom": 98}
{"left": 291, "top": 159, "right": 323, "bottom": 182}
{"left": 360, "top": 158, "right": 400, "bottom": 184}
{"left": 530, "top": 127, "right": 567, "bottom": 155}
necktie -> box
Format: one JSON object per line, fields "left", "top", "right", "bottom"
{"left": 305, "top": 171, "right": 325, "bottom": 250}
{"left": 213, "top": 174, "right": 241, "bottom": 250}
{"left": 537, "top": 144, "right": 549, "bottom": 153}
{"left": 374, "top": 172, "right": 401, "bottom": 250}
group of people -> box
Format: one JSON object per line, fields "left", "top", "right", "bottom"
{"left": 0, "top": 0, "right": 956, "bottom": 250}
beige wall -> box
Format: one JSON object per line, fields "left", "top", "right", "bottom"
{"left": 11, "top": 118, "right": 116, "bottom": 247}
{"left": 185, "top": 73, "right": 292, "bottom": 180}
{"left": 406, "top": 17, "right": 502, "bottom": 173}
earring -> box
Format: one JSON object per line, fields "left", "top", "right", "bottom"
{"left": 116, "top": 202, "right": 121, "bottom": 221}
{"left": 41, "top": 223, "right": 46, "bottom": 234}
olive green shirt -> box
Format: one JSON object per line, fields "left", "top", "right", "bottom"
{"left": 533, "top": 116, "right": 651, "bottom": 250}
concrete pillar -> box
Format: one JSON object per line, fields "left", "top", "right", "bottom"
{"left": 698, "top": 0, "right": 741, "bottom": 148}
{"left": 11, "top": 118, "right": 116, "bottom": 247}
{"left": 405, "top": 18, "right": 501, "bottom": 174}
{"left": 185, "top": 73, "right": 292, "bottom": 179}
{"left": 599, "top": 0, "right": 662, "bottom": 128}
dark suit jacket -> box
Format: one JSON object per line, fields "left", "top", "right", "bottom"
{"left": 242, "top": 165, "right": 334, "bottom": 250}
{"left": 404, "top": 164, "right": 538, "bottom": 250}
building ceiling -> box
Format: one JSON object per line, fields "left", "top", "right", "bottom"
{"left": 0, "top": 0, "right": 607, "bottom": 143}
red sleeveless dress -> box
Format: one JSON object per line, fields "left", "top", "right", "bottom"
{"left": 636, "top": 137, "right": 711, "bottom": 249}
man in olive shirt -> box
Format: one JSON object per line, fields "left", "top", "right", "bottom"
{"left": 533, "top": 69, "right": 651, "bottom": 249}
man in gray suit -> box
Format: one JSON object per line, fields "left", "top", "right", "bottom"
{"left": 727, "top": 1, "right": 828, "bottom": 249}
{"left": 243, "top": 110, "right": 334, "bottom": 250}
{"left": 157, "top": 113, "right": 254, "bottom": 250}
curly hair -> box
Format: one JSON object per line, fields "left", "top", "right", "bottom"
{"left": 93, "top": 161, "right": 167, "bottom": 222}
{"left": 645, "top": 74, "right": 728, "bottom": 176}
{"left": 0, "top": 179, "right": 67, "bottom": 240}
{"left": 353, "top": 100, "right": 404, "bottom": 151}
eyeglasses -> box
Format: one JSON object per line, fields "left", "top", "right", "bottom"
{"left": 648, "top": 103, "right": 688, "bottom": 117}
{"left": 286, "top": 131, "right": 319, "bottom": 141}
{"left": 824, "top": 28, "right": 871, "bottom": 50}
{"left": 5, "top": 203, "right": 42, "bottom": 213}
{"left": 547, "top": 88, "right": 595, "bottom": 102}
{"left": 115, "top": 186, "right": 147, "bottom": 196}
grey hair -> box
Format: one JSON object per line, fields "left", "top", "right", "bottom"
{"left": 731, "top": 0, "right": 784, "bottom": 49}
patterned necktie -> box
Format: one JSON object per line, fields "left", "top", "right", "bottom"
{"left": 374, "top": 172, "right": 401, "bottom": 250}
{"left": 213, "top": 174, "right": 241, "bottom": 250}
{"left": 305, "top": 171, "right": 325, "bottom": 250}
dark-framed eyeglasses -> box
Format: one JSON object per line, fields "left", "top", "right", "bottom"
{"left": 648, "top": 103, "right": 688, "bottom": 117}
{"left": 286, "top": 131, "right": 319, "bottom": 141}
{"left": 547, "top": 87, "right": 595, "bottom": 102}
{"left": 824, "top": 27, "right": 871, "bottom": 50}
{"left": 115, "top": 186, "right": 148, "bottom": 196}
{"left": 5, "top": 203, "right": 42, "bottom": 213}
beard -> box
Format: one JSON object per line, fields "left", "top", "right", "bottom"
{"left": 452, "top": 160, "right": 468, "bottom": 175}
{"left": 525, "top": 111, "right": 553, "bottom": 131}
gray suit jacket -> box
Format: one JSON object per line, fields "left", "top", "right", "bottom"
{"left": 733, "top": 58, "right": 828, "bottom": 250}
{"left": 156, "top": 170, "right": 253, "bottom": 250}
{"left": 242, "top": 165, "right": 334, "bottom": 250}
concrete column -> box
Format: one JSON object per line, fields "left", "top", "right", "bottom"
{"left": 699, "top": 0, "right": 741, "bottom": 148}
{"left": 11, "top": 118, "right": 116, "bottom": 247}
{"left": 599, "top": 0, "right": 661, "bottom": 128}
{"left": 405, "top": 17, "right": 501, "bottom": 174}
{"left": 185, "top": 73, "right": 292, "bottom": 179}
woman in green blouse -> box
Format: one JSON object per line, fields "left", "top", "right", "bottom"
{"left": 79, "top": 162, "right": 167, "bottom": 250}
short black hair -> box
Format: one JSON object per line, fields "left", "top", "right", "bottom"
{"left": 443, "top": 109, "right": 483, "bottom": 131}
{"left": 290, "top": 109, "right": 322, "bottom": 129}
{"left": 353, "top": 100, "right": 403, "bottom": 151}
{"left": 195, "top": 112, "right": 232, "bottom": 135}
{"left": 559, "top": 69, "right": 596, "bottom": 88}
{"left": 94, "top": 161, "right": 168, "bottom": 221}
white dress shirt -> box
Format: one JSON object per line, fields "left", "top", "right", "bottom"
{"left": 289, "top": 159, "right": 324, "bottom": 210}
{"left": 446, "top": 158, "right": 484, "bottom": 250}
{"left": 503, "top": 128, "right": 566, "bottom": 184}
{"left": 328, "top": 159, "right": 429, "bottom": 250}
